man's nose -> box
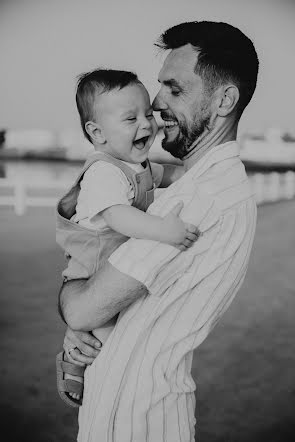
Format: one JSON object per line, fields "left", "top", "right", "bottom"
{"left": 152, "top": 92, "right": 166, "bottom": 111}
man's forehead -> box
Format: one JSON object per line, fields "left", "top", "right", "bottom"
{"left": 159, "top": 44, "right": 199, "bottom": 82}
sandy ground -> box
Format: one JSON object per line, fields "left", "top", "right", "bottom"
{"left": 0, "top": 201, "right": 295, "bottom": 442}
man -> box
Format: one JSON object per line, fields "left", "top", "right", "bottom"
{"left": 60, "top": 21, "right": 259, "bottom": 441}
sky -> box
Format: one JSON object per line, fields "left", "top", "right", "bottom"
{"left": 0, "top": 0, "right": 295, "bottom": 136}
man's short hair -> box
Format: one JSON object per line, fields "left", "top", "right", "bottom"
{"left": 76, "top": 69, "right": 140, "bottom": 143}
{"left": 156, "top": 21, "right": 259, "bottom": 116}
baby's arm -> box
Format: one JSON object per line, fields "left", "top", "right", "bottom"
{"left": 102, "top": 202, "right": 199, "bottom": 250}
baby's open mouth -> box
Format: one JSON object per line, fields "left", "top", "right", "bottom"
{"left": 133, "top": 136, "right": 149, "bottom": 150}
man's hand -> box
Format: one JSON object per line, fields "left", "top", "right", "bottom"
{"left": 63, "top": 327, "right": 102, "bottom": 366}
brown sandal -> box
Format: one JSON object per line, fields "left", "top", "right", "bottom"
{"left": 56, "top": 351, "right": 85, "bottom": 407}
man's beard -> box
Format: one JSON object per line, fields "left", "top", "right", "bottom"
{"left": 162, "top": 114, "right": 211, "bottom": 160}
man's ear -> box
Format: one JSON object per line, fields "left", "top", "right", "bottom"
{"left": 217, "top": 85, "right": 240, "bottom": 117}
{"left": 85, "top": 121, "right": 106, "bottom": 144}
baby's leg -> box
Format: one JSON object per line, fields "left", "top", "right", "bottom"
{"left": 65, "top": 317, "right": 117, "bottom": 402}
{"left": 92, "top": 316, "right": 117, "bottom": 344}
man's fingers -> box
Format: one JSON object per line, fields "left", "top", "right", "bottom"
{"left": 65, "top": 349, "right": 85, "bottom": 367}
{"left": 64, "top": 327, "right": 102, "bottom": 362}
{"left": 77, "top": 330, "right": 102, "bottom": 350}
{"left": 74, "top": 353, "right": 96, "bottom": 365}
{"left": 64, "top": 336, "right": 100, "bottom": 358}
{"left": 76, "top": 341, "right": 100, "bottom": 358}
{"left": 66, "top": 347, "right": 96, "bottom": 366}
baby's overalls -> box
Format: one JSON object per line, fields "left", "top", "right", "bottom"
{"left": 56, "top": 152, "right": 155, "bottom": 281}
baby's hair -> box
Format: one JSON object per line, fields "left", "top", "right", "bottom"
{"left": 76, "top": 69, "right": 141, "bottom": 143}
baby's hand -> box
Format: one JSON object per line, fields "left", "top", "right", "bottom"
{"left": 162, "top": 202, "right": 201, "bottom": 251}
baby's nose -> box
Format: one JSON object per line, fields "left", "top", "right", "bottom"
{"left": 140, "top": 117, "right": 152, "bottom": 130}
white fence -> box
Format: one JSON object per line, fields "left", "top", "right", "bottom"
{"left": 249, "top": 171, "right": 295, "bottom": 204}
{"left": 1, "top": 171, "right": 295, "bottom": 216}
{"left": 0, "top": 179, "right": 69, "bottom": 215}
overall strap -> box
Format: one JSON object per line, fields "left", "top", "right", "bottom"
{"left": 57, "top": 152, "right": 153, "bottom": 220}
{"left": 83, "top": 154, "right": 154, "bottom": 211}
{"left": 80, "top": 151, "right": 138, "bottom": 195}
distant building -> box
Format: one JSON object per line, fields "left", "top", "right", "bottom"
{"left": 4, "top": 129, "right": 57, "bottom": 151}
{"left": 240, "top": 128, "right": 295, "bottom": 168}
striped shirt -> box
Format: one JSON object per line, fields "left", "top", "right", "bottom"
{"left": 78, "top": 141, "right": 257, "bottom": 442}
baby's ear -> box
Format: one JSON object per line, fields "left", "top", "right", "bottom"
{"left": 85, "top": 121, "right": 106, "bottom": 144}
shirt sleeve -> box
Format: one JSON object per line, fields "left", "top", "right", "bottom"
{"left": 150, "top": 162, "right": 164, "bottom": 188}
{"left": 108, "top": 189, "right": 222, "bottom": 295}
{"left": 79, "top": 161, "right": 133, "bottom": 219}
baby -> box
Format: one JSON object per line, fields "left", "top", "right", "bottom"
{"left": 56, "top": 69, "right": 199, "bottom": 407}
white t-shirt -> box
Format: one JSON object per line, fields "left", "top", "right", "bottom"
{"left": 73, "top": 160, "right": 164, "bottom": 231}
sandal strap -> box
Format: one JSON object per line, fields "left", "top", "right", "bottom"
{"left": 59, "top": 379, "right": 84, "bottom": 395}
{"left": 61, "top": 360, "right": 85, "bottom": 377}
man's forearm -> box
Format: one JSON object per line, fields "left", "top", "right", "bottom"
{"left": 59, "top": 262, "right": 148, "bottom": 331}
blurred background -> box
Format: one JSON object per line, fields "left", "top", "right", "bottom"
{"left": 0, "top": 0, "right": 295, "bottom": 441}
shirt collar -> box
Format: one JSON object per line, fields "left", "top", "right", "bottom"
{"left": 184, "top": 141, "right": 240, "bottom": 179}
